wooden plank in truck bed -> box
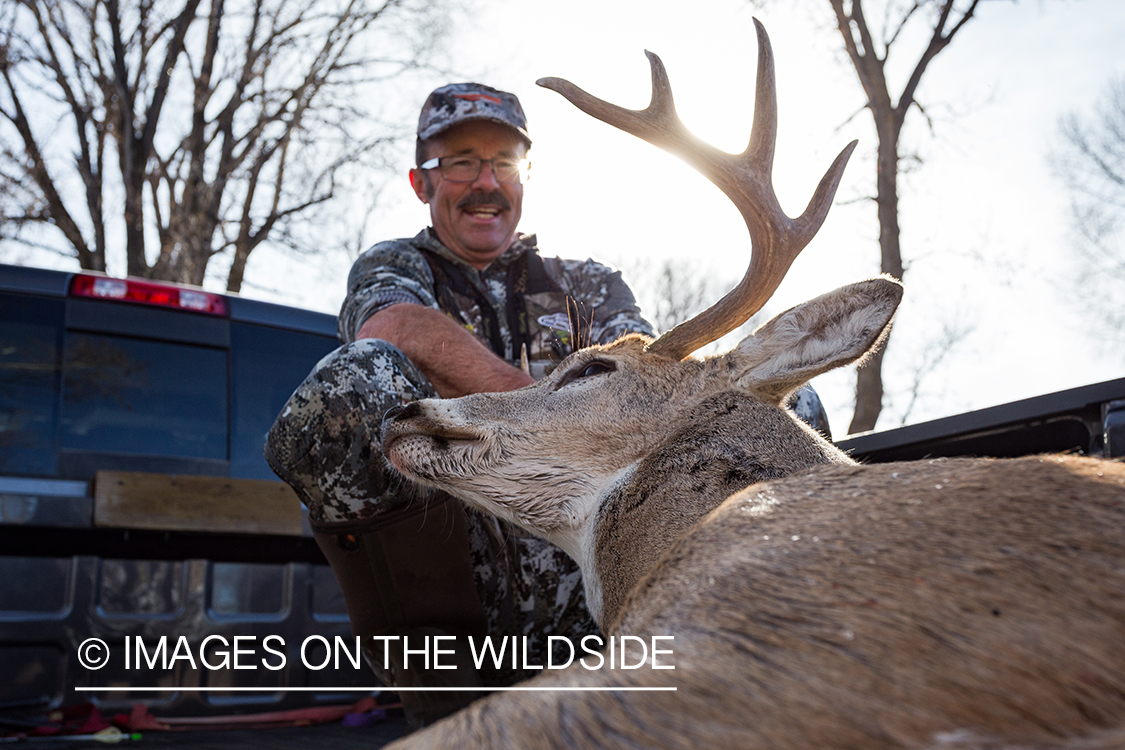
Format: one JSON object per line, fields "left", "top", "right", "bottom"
{"left": 94, "top": 471, "right": 303, "bottom": 536}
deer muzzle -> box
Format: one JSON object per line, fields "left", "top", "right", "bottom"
{"left": 381, "top": 401, "right": 491, "bottom": 482}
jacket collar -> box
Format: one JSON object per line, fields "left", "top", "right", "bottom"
{"left": 416, "top": 228, "right": 538, "bottom": 276}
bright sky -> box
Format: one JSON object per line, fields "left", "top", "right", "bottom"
{"left": 16, "top": 0, "right": 1125, "bottom": 434}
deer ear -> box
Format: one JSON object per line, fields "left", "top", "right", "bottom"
{"left": 729, "top": 276, "right": 903, "bottom": 404}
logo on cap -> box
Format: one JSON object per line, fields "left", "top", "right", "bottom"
{"left": 454, "top": 93, "right": 503, "bottom": 105}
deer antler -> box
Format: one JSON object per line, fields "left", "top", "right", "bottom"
{"left": 537, "top": 19, "right": 857, "bottom": 360}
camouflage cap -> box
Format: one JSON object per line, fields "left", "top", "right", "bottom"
{"left": 417, "top": 83, "right": 531, "bottom": 146}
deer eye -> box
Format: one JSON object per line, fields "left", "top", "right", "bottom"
{"left": 556, "top": 359, "right": 616, "bottom": 389}
{"left": 579, "top": 360, "right": 614, "bottom": 378}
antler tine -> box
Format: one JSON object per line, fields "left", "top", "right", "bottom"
{"left": 537, "top": 51, "right": 686, "bottom": 155}
{"left": 745, "top": 18, "right": 778, "bottom": 170}
{"left": 538, "top": 19, "right": 857, "bottom": 361}
{"left": 537, "top": 51, "right": 733, "bottom": 198}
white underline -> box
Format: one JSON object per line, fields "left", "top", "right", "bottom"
{"left": 75, "top": 686, "right": 676, "bottom": 693}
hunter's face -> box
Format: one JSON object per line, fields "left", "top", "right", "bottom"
{"left": 411, "top": 121, "right": 527, "bottom": 270}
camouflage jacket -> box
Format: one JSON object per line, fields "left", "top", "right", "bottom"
{"left": 338, "top": 229, "right": 655, "bottom": 371}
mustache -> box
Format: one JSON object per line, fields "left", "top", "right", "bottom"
{"left": 458, "top": 191, "right": 511, "bottom": 211}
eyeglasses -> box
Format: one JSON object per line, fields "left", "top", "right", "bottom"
{"left": 419, "top": 155, "right": 531, "bottom": 184}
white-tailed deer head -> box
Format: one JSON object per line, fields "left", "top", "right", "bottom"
{"left": 383, "top": 19, "right": 901, "bottom": 628}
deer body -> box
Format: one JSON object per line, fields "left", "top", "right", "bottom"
{"left": 382, "top": 455, "right": 1125, "bottom": 750}
{"left": 378, "top": 20, "right": 1125, "bottom": 749}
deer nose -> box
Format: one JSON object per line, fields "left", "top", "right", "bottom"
{"left": 383, "top": 402, "right": 422, "bottom": 424}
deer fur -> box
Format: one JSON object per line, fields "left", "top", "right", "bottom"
{"left": 380, "top": 277, "right": 1125, "bottom": 749}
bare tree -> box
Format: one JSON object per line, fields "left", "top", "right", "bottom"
{"left": 1052, "top": 74, "right": 1125, "bottom": 346}
{"left": 0, "top": 0, "right": 449, "bottom": 291}
{"left": 749, "top": 0, "right": 988, "bottom": 432}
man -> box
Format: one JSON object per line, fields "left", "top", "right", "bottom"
{"left": 266, "top": 82, "right": 831, "bottom": 728}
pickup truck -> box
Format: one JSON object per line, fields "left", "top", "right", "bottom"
{"left": 2, "top": 260, "right": 1122, "bottom": 722}
{"left": 0, "top": 262, "right": 366, "bottom": 717}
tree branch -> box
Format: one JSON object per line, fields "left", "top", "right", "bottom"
{"left": 896, "top": 0, "right": 982, "bottom": 125}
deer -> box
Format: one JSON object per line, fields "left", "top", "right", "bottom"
{"left": 378, "top": 20, "right": 1125, "bottom": 750}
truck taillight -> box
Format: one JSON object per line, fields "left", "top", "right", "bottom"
{"left": 70, "top": 274, "right": 229, "bottom": 316}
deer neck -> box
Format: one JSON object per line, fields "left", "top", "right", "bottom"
{"left": 587, "top": 390, "right": 852, "bottom": 631}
